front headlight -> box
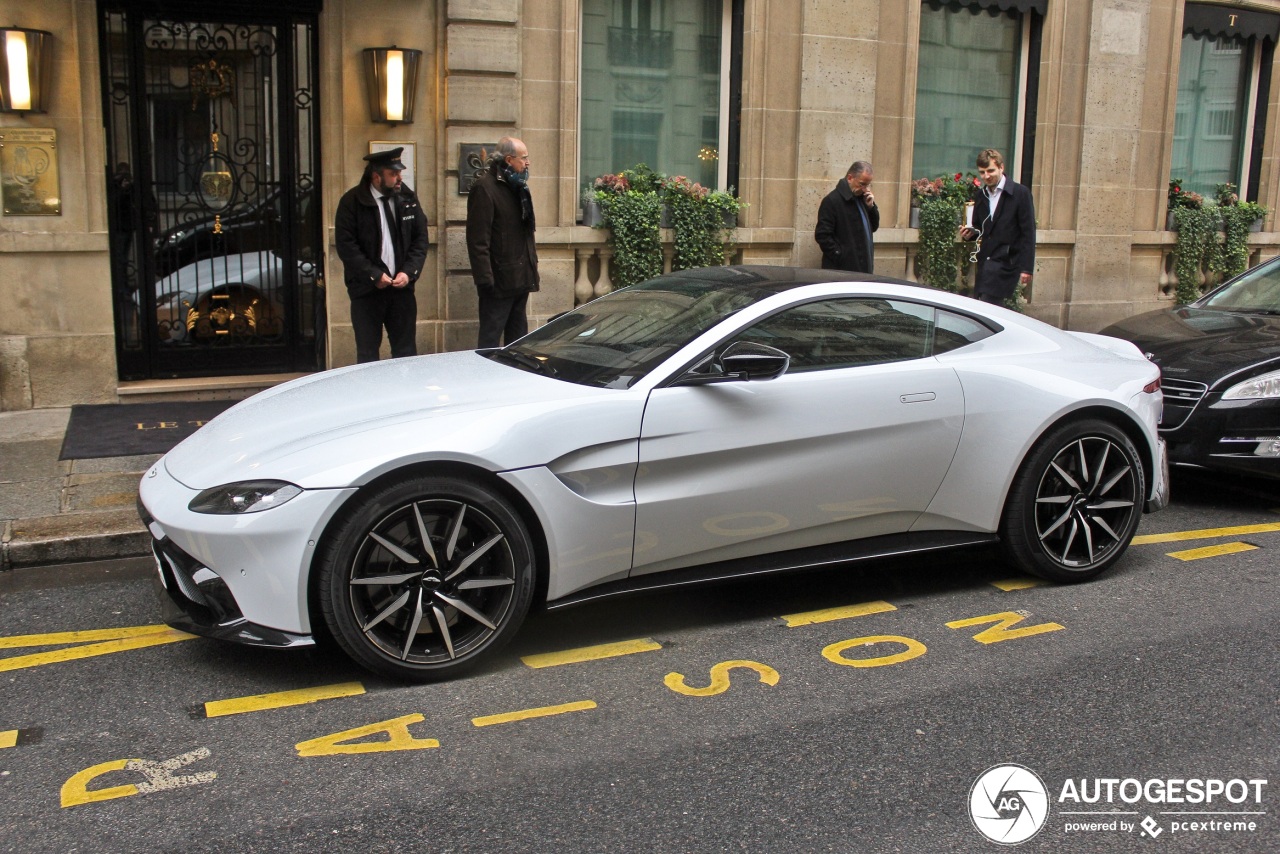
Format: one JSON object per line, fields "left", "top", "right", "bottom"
{"left": 188, "top": 480, "right": 302, "bottom": 514}
{"left": 1222, "top": 370, "right": 1280, "bottom": 400}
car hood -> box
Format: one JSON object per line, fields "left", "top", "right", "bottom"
{"left": 162, "top": 351, "right": 609, "bottom": 489}
{"left": 1101, "top": 307, "right": 1280, "bottom": 386}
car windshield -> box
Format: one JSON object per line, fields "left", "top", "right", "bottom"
{"left": 492, "top": 270, "right": 796, "bottom": 388}
{"left": 1200, "top": 259, "right": 1280, "bottom": 313}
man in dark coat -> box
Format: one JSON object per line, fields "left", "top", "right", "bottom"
{"left": 960, "top": 148, "right": 1036, "bottom": 305}
{"left": 814, "top": 160, "right": 879, "bottom": 273}
{"left": 466, "top": 137, "right": 540, "bottom": 348}
{"left": 334, "top": 147, "right": 429, "bottom": 362}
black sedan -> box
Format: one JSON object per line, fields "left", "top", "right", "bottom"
{"left": 1102, "top": 255, "right": 1280, "bottom": 479}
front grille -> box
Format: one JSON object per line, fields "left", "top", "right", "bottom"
{"left": 1159, "top": 378, "right": 1208, "bottom": 430}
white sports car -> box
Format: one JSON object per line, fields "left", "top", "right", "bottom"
{"left": 139, "top": 267, "right": 1169, "bottom": 681}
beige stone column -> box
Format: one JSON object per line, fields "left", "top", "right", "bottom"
{"left": 440, "top": 0, "right": 521, "bottom": 350}
{"left": 1061, "top": 0, "right": 1161, "bottom": 330}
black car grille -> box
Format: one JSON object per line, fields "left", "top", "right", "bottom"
{"left": 1159, "top": 378, "right": 1208, "bottom": 430}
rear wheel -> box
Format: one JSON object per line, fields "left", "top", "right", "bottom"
{"left": 318, "top": 475, "right": 535, "bottom": 682}
{"left": 1001, "top": 419, "right": 1145, "bottom": 582}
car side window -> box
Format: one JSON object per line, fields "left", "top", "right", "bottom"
{"left": 735, "top": 298, "right": 935, "bottom": 372}
{"left": 934, "top": 309, "right": 995, "bottom": 354}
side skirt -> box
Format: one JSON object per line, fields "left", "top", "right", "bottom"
{"left": 544, "top": 531, "right": 1000, "bottom": 611}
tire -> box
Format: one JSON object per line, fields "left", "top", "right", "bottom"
{"left": 318, "top": 475, "right": 535, "bottom": 682}
{"left": 1000, "top": 419, "right": 1145, "bottom": 582}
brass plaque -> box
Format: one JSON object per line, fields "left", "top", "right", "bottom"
{"left": 0, "top": 128, "right": 61, "bottom": 216}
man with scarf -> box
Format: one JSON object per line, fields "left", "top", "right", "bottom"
{"left": 334, "top": 147, "right": 429, "bottom": 362}
{"left": 466, "top": 137, "right": 540, "bottom": 348}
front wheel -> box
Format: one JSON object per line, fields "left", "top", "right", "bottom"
{"left": 1001, "top": 419, "right": 1145, "bottom": 582}
{"left": 318, "top": 475, "right": 535, "bottom": 682}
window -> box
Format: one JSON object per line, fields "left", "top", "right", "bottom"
{"left": 736, "top": 298, "right": 993, "bottom": 373}
{"left": 912, "top": 1, "right": 1041, "bottom": 181}
{"left": 1175, "top": 4, "right": 1280, "bottom": 199}
{"left": 581, "top": 0, "right": 733, "bottom": 193}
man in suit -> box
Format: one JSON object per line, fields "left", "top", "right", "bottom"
{"left": 959, "top": 148, "right": 1035, "bottom": 305}
{"left": 334, "top": 147, "right": 430, "bottom": 362}
{"left": 814, "top": 160, "right": 879, "bottom": 274}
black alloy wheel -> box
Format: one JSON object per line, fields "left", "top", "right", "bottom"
{"left": 1001, "top": 419, "right": 1145, "bottom": 582}
{"left": 319, "top": 475, "right": 535, "bottom": 681}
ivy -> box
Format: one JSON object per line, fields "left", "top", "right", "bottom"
{"left": 1172, "top": 205, "right": 1217, "bottom": 305}
{"left": 599, "top": 189, "right": 663, "bottom": 289}
{"left": 917, "top": 197, "right": 964, "bottom": 292}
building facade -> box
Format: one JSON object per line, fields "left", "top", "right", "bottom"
{"left": 1, "top": 0, "right": 1278, "bottom": 410}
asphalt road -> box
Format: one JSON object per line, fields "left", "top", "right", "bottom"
{"left": 0, "top": 471, "right": 1277, "bottom": 853}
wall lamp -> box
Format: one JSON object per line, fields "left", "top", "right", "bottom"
{"left": 362, "top": 46, "right": 422, "bottom": 125}
{"left": 0, "top": 27, "right": 53, "bottom": 114}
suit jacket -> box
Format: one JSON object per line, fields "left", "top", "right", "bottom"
{"left": 814, "top": 179, "right": 879, "bottom": 274}
{"left": 968, "top": 178, "right": 1035, "bottom": 300}
{"left": 334, "top": 182, "right": 429, "bottom": 300}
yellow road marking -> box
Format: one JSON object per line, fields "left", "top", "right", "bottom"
{"left": 520, "top": 638, "right": 661, "bottom": 669}
{"left": 1168, "top": 542, "right": 1258, "bottom": 562}
{"left": 203, "top": 682, "right": 366, "bottom": 718}
{"left": 990, "top": 578, "right": 1044, "bottom": 591}
{"left": 0, "top": 625, "right": 184, "bottom": 649}
{"left": 1132, "top": 522, "right": 1280, "bottom": 545}
{"left": 0, "top": 629, "right": 195, "bottom": 673}
{"left": 947, "top": 612, "right": 1064, "bottom": 644}
{"left": 781, "top": 600, "right": 896, "bottom": 627}
{"left": 60, "top": 759, "right": 140, "bottom": 808}
{"left": 664, "top": 660, "right": 780, "bottom": 697}
{"left": 296, "top": 714, "right": 439, "bottom": 757}
{"left": 0, "top": 730, "right": 16, "bottom": 749}
{"left": 472, "top": 700, "right": 597, "bottom": 728}
{"left": 823, "top": 635, "right": 928, "bottom": 668}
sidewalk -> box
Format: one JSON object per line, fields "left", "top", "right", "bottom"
{"left": 0, "top": 408, "right": 155, "bottom": 571}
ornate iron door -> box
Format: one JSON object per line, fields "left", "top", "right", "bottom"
{"left": 100, "top": 2, "right": 323, "bottom": 380}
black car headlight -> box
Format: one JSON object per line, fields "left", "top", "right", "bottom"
{"left": 188, "top": 480, "right": 302, "bottom": 514}
{"left": 1223, "top": 370, "right": 1280, "bottom": 400}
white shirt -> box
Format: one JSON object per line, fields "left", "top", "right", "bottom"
{"left": 370, "top": 185, "right": 397, "bottom": 274}
{"left": 985, "top": 176, "right": 1007, "bottom": 220}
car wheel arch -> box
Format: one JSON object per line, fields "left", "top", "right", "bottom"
{"left": 305, "top": 460, "right": 552, "bottom": 628}
{"left": 1000, "top": 404, "right": 1155, "bottom": 515}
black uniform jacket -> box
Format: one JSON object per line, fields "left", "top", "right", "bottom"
{"left": 334, "top": 182, "right": 429, "bottom": 299}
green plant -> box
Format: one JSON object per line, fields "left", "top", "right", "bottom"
{"left": 619, "top": 163, "right": 663, "bottom": 195}
{"left": 600, "top": 188, "right": 663, "bottom": 289}
{"left": 917, "top": 196, "right": 965, "bottom": 291}
{"left": 1172, "top": 205, "right": 1218, "bottom": 304}
{"left": 1168, "top": 177, "right": 1204, "bottom": 211}
{"left": 1216, "top": 200, "right": 1267, "bottom": 281}
{"left": 662, "top": 176, "right": 746, "bottom": 270}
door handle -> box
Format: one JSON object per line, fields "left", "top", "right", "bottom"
{"left": 900, "top": 392, "right": 936, "bottom": 404}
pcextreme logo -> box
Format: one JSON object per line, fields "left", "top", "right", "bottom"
{"left": 968, "top": 764, "right": 1269, "bottom": 845}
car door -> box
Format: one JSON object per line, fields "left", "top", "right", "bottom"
{"left": 632, "top": 297, "right": 965, "bottom": 575}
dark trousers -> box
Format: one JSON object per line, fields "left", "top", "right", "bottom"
{"left": 477, "top": 293, "right": 529, "bottom": 348}
{"left": 351, "top": 288, "right": 417, "bottom": 363}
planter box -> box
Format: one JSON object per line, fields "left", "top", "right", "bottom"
{"left": 1250, "top": 218, "right": 1263, "bottom": 232}
{"left": 721, "top": 209, "right": 737, "bottom": 228}
{"left": 582, "top": 198, "right": 604, "bottom": 227}
{"left": 909, "top": 206, "right": 920, "bottom": 229}
{"left": 660, "top": 203, "right": 672, "bottom": 229}
{"left": 1166, "top": 210, "right": 1178, "bottom": 231}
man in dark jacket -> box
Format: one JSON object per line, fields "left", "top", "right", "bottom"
{"left": 960, "top": 148, "right": 1035, "bottom": 305}
{"left": 466, "top": 137, "right": 540, "bottom": 348}
{"left": 334, "top": 147, "right": 429, "bottom": 362}
{"left": 814, "top": 160, "right": 879, "bottom": 273}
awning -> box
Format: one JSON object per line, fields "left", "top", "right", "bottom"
{"left": 1184, "top": 3, "right": 1280, "bottom": 44}
{"left": 925, "top": 0, "right": 1047, "bottom": 15}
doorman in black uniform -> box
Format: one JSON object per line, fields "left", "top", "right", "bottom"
{"left": 335, "top": 147, "right": 430, "bottom": 362}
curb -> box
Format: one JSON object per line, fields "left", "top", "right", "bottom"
{"left": 1, "top": 510, "right": 150, "bottom": 571}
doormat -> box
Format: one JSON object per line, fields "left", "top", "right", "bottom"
{"left": 59, "top": 401, "right": 237, "bottom": 460}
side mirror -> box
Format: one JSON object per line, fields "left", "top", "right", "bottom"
{"left": 672, "top": 341, "right": 790, "bottom": 386}
{"left": 720, "top": 341, "right": 791, "bottom": 381}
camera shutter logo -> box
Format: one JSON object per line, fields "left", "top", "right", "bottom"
{"left": 969, "top": 764, "right": 1050, "bottom": 845}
